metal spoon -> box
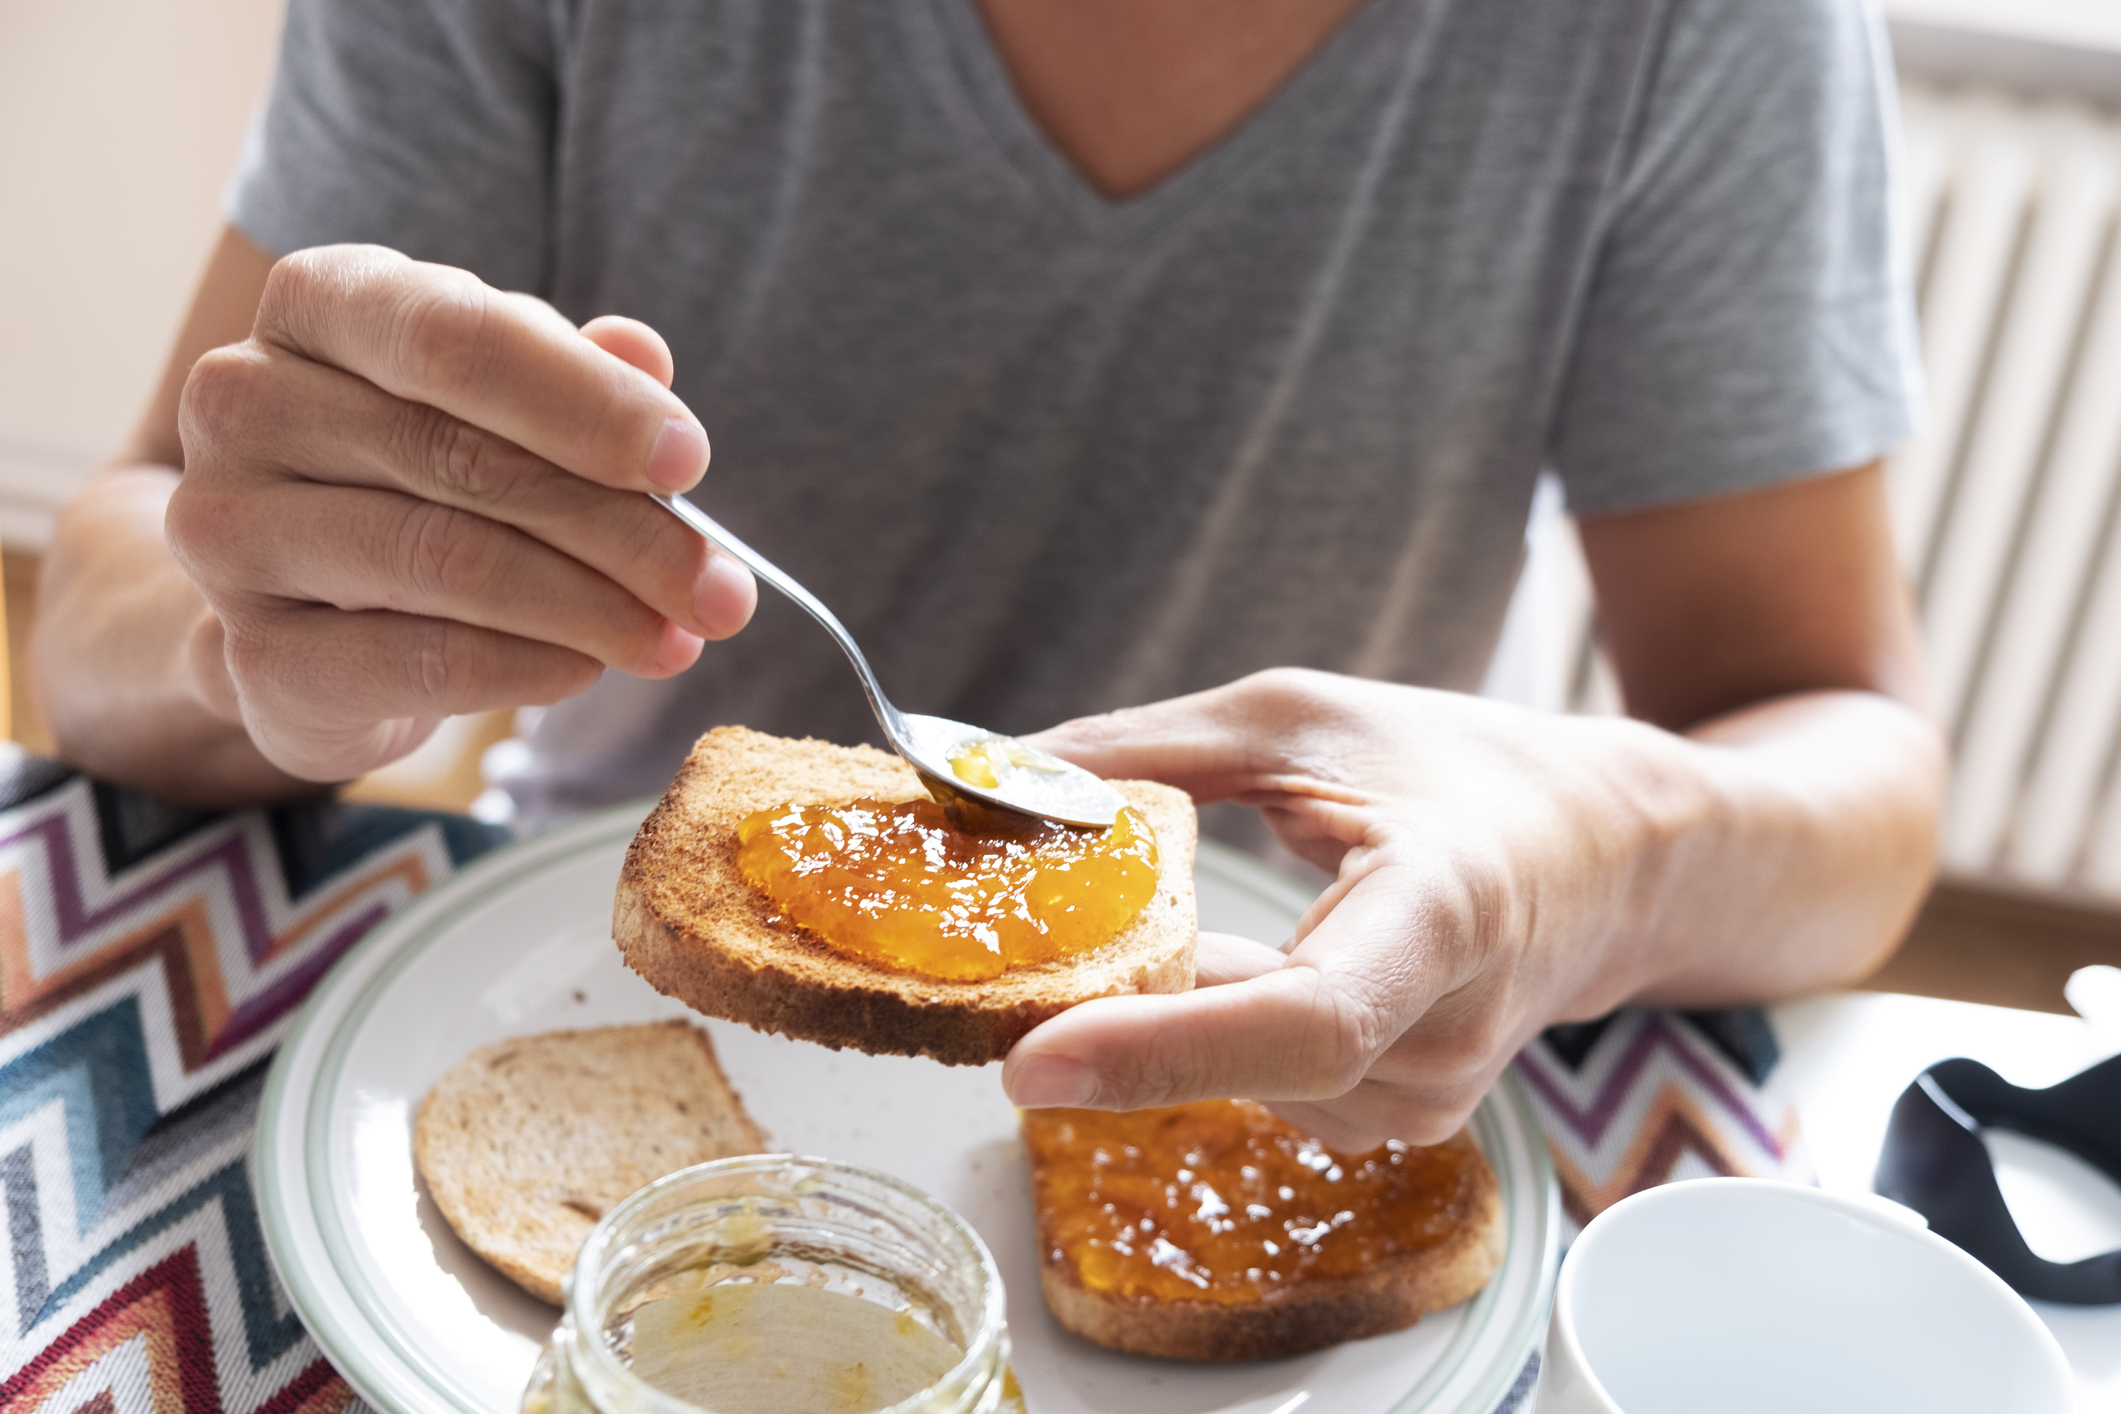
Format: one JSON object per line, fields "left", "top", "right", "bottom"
{"left": 653, "top": 493, "right": 1127, "bottom": 829}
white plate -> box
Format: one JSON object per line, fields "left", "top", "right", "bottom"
{"left": 258, "top": 803, "right": 1559, "bottom": 1414}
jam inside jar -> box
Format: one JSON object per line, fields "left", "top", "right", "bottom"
{"left": 522, "top": 1155, "right": 1022, "bottom": 1414}
{"left": 735, "top": 799, "right": 1159, "bottom": 981}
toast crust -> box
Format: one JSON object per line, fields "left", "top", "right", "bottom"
{"left": 1034, "top": 1128, "right": 1505, "bottom": 1361}
{"left": 615, "top": 727, "right": 1199, "bottom": 1066}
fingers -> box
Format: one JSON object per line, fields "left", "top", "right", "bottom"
{"left": 219, "top": 603, "right": 604, "bottom": 780}
{"left": 164, "top": 245, "right": 754, "bottom": 782}
{"left": 1193, "top": 930, "right": 1289, "bottom": 987}
{"left": 1258, "top": 1069, "right": 1502, "bottom": 1151}
{"left": 1023, "top": 667, "right": 1381, "bottom": 803}
{"left": 580, "top": 316, "right": 676, "bottom": 388}
{"left": 1255, "top": 1098, "right": 1401, "bottom": 1152}
{"left": 252, "top": 246, "right": 709, "bottom": 493}
{"left": 1004, "top": 971, "right": 1497, "bottom": 1149}
{"left": 1021, "top": 686, "right": 1266, "bottom": 801}
{"left": 192, "top": 481, "right": 703, "bottom": 678}
{"left": 1257, "top": 977, "right": 1544, "bottom": 1148}
{"left": 1003, "top": 965, "right": 1371, "bottom": 1111}
{"left": 177, "top": 347, "right": 754, "bottom": 642}
{"left": 1004, "top": 863, "right": 1486, "bottom": 1143}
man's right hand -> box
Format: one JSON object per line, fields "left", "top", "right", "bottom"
{"left": 163, "top": 243, "right": 755, "bottom": 783}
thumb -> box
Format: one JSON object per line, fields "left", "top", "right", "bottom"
{"left": 1002, "top": 964, "right": 1355, "bottom": 1111}
{"left": 1002, "top": 864, "right": 1453, "bottom": 1114}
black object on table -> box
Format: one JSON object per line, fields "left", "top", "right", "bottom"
{"left": 1875, "top": 1053, "right": 2121, "bottom": 1304}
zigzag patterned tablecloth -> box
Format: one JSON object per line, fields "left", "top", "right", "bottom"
{"left": 0, "top": 749, "right": 1810, "bottom": 1414}
{"left": 0, "top": 750, "right": 507, "bottom": 1414}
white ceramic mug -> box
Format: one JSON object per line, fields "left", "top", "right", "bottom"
{"left": 1531, "top": 1178, "right": 2074, "bottom": 1414}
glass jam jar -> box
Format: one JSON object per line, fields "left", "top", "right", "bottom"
{"left": 522, "top": 1155, "right": 1020, "bottom": 1414}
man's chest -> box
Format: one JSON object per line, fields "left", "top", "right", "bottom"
{"left": 542, "top": 0, "right": 1642, "bottom": 474}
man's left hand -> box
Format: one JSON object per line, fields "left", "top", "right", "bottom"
{"left": 1000, "top": 667, "right": 1702, "bottom": 1149}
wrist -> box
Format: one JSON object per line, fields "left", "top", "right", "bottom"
{"left": 1603, "top": 691, "right": 1945, "bottom": 1006}
{"left": 1552, "top": 713, "right": 1737, "bottom": 1012}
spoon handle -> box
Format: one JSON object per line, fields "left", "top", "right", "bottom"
{"left": 651, "top": 493, "right": 903, "bottom": 736}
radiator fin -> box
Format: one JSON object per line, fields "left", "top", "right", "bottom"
{"left": 1515, "top": 81, "right": 2121, "bottom": 903}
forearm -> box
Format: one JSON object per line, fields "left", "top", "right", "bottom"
{"left": 1592, "top": 688, "right": 1945, "bottom": 1011}
{"left": 31, "top": 464, "right": 316, "bottom": 805}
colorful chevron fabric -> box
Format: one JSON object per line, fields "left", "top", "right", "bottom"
{"left": 0, "top": 743, "right": 1807, "bottom": 1413}
{"left": 0, "top": 748, "right": 505, "bottom": 1413}
{"left": 1515, "top": 1008, "right": 1811, "bottom": 1232}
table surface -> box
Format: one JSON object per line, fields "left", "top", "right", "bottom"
{"left": 1772, "top": 990, "right": 2121, "bottom": 1405}
{"left": 8, "top": 745, "right": 2114, "bottom": 1412}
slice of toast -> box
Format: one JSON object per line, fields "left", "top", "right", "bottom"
{"left": 614, "top": 726, "right": 1198, "bottom": 1066}
{"left": 413, "top": 1020, "right": 765, "bottom": 1306}
{"left": 1024, "top": 1105, "right": 1505, "bottom": 1361}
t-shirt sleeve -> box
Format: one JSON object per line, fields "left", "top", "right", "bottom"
{"left": 225, "top": 0, "right": 555, "bottom": 295}
{"left": 1547, "top": 0, "right": 1924, "bottom": 516}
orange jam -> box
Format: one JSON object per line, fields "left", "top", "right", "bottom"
{"left": 946, "top": 736, "right": 1049, "bottom": 789}
{"left": 1023, "top": 1100, "right": 1489, "bottom": 1305}
{"left": 734, "top": 799, "right": 1159, "bottom": 981}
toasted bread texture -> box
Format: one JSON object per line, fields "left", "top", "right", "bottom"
{"left": 1028, "top": 1115, "right": 1504, "bottom": 1361}
{"left": 413, "top": 1020, "right": 765, "bottom": 1306}
{"left": 615, "top": 726, "right": 1198, "bottom": 1066}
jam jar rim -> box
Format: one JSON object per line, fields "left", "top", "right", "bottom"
{"left": 564, "top": 1152, "right": 1008, "bottom": 1414}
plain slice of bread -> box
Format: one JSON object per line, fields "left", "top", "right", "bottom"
{"left": 1030, "top": 1120, "right": 1505, "bottom": 1361}
{"left": 614, "top": 726, "right": 1198, "bottom": 1066}
{"left": 413, "top": 1020, "right": 765, "bottom": 1306}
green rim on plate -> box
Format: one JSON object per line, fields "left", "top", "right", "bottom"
{"left": 260, "top": 807, "right": 648, "bottom": 1414}
{"left": 258, "top": 806, "right": 1558, "bottom": 1414}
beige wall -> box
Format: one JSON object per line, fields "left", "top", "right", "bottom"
{"left": 0, "top": 0, "right": 282, "bottom": 545}
{"left": 1887, "top": 0, "right": 2121, "bottom": 52}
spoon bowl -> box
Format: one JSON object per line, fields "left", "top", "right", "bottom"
{"left": 653, "top": 493, "right": 1128, "bottom": 829}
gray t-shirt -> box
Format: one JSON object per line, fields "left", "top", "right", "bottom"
{"left": 228, "top": 0, "right": 1919, "bottom": 826}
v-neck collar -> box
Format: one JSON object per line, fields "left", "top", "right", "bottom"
{"left": 912, "top": 0, "right": 1426, "bottom": 244}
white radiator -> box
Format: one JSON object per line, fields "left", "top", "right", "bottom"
{"left": 1899, "top": 82, "right": 2121, "bottom": 898}
{"left": 1492, "top": 79, "right": 2121, "bottom": 903}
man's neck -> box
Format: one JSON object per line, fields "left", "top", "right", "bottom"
{"left": 973, "top": 0, "right": 1375, "bottom": 201}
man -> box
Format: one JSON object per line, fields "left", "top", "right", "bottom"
{"left": 32, "top": 0, "right": 1943, "bottom": 1148}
